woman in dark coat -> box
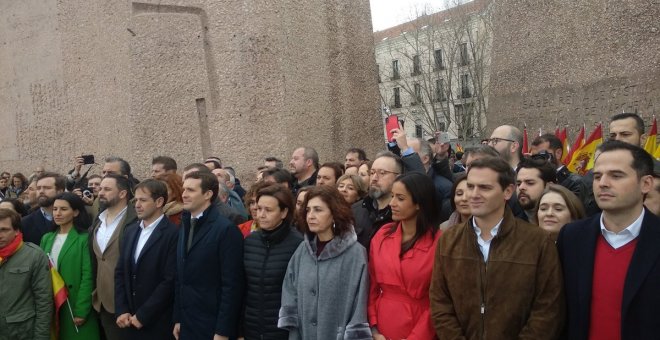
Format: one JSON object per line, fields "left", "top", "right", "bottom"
{"left": 243, "top": 184, "right": 302, "bottom": 339}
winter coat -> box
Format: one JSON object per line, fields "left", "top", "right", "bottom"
{"left": 368, "top": 223, "right": 440, "bottom": 340}
{"left": 430, "top": 207, "right": 565, "bottom": 340}
{"left": 0, "top": 242, "right": 52, "bottom": 340}
{"left": 243, "top": 223, "right": 302, "bottom": 340}
{"left": 41, "top": 228, "right": 100, "bottom": 340}
{"left": 174, "top": 203, "right": 244, "bottom": 339}
{"left": 278, "top": 228, "right": 371, "bottom": 340}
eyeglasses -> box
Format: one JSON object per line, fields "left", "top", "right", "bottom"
{"left": 369, "top": 169, "right": 400, "bottom": 177}
{"left": 485, "top": 137, "right": 516, "bottom": 146}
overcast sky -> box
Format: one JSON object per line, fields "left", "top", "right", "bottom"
{"left": 370, "top": 0, "right": 445, "bottom": 32}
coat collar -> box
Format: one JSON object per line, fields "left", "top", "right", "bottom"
{"left": 303, "top": 226, "right": 358, "bottom": 260}
{"left": 259, "top": 222, "right": 293, "bottom": 245}
{"left": 181, "top": 203, "right": 220, "bottom": 252}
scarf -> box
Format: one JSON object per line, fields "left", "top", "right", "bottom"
{"left": 0, "top": 231, "right": 24, "bottom": 266}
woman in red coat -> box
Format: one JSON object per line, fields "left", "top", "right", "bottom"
{"left": 369, "top": 172, "right": 441, "bottom": 340}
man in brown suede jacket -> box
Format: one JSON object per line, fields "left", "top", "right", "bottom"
{"left": 430, "top": 157, "right": 565, "bottom": 340}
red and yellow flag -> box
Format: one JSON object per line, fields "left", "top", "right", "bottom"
{"left": 522, "top": 126, "right": 529, "bottom": 154}
{"left": 564, "top": 125, "right": 585, "bottom": 166}
{"left": 643, "top": 117, "right": 657, "bottom": 156}
{"left": 558, "top": 127, "right": 569, "bottom": 163}
{"left": 568, "top": 124, "right": 603, "bottom": 175}
{"left": 48, "top": 257, "right": 68, "bottom": 340}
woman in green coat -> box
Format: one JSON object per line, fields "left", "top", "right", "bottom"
{"left": 40, "top": 192, "right": 100, "bottom": 340}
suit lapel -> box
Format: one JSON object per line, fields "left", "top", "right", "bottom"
{"left": 124, "top": 224, "right": 140, "bottom": 265}
{"left": 136, "top": 218, "right": 165, "bottom": 264}
{"left": 104, "top": 209, "right": 129, "bottom": 253}
{"left": 189, "top": 215, "right": 213, "bottom": 252}
{"left": 622, "top": 211, "right": 660, "bottom": 314}
{"left": 576, "top": 217, "right": 600, "bottom": 316}
{"left": 57, "top": 228, "right": 78, "bottom": 265}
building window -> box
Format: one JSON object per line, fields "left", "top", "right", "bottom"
{"left": 393, "top": 87, "right": 401, "bottom": 108}
{"left": 434, "top": 49, "right": 444, "bottom": 69}
{"left": 459, "top": 43, "right": 469, "bottom": 66}
{"left": 435, "top": 79, "right": 446, "bottom": 102}
{"left": 415, "top": 124, "right": 423, "bottom": 138}
{"left": 392, "top": 60, "right": 400, "bottom": 80}
{"left": 412, "top": 55, "right": 421, "bottom": 76}
{"left": 460, "top": 74, "right": 471, "bottom": 98}
{"left": 377, "top": 64, "right": 381, "bottom": 83}
{"left": 413, "top": 83, "right": 422, "bottom": 105}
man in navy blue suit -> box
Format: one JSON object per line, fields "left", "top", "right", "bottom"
{"left": 557, "top": 141, "right": 659, "bottom": 340}
{"left": 173, "top": 171, "right": 243, "bottom": 340}
{"left": 21, "top": 172, "right": 65, "bottom": 244}
{"left": 115, "top": 179, "right": 178, "bottom": 339}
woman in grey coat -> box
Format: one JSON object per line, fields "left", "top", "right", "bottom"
{"left": 278, "top": 186, "right": 371, "bottom": 340}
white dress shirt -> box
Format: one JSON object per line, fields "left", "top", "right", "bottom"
{"left": 51, "top": 233, "right": 68, "bottom": 269}
{"left": 599, "top": 209, "right": 644, "bottom": 249}
{"left": 96, "top": 206, "right": 128, "bottom": 253}
{"left": 134, "top": 214, "right": 165, "bottom": 262}
{"left": 472, "top": 217, "right": 503, "bottom": 262}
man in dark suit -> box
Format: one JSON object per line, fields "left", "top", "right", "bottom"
{"left": 21, "top": 172, "right": 65, "bottom": 244}
{"left": 173, "top": 171, "right": 243, "bottom": 340}
{"left": 115, "top": 179, "right": 178, "bottom": 339}
{"left": 557, "top": 141, "right": 659, "bottom": 340}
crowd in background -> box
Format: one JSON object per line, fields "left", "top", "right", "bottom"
{"left": 0, "top": 112, "right": 659, "bottom": 340}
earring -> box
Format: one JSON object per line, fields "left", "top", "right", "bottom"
{"left": 332, "top": 222, "right": 336, "bottom": 232}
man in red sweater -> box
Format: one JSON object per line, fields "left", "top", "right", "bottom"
{"left": 557, "top": 140, "right": 659, "bottom": 340}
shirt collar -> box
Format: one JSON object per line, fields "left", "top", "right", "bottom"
{"left": 40, "top": 208, "right": 53, "bottom": 221}
{"left": 140, "top": 214, "right": 165, "bottom": 230}
{"left": 99, "top": 205, "right": 128, "bottom": 223}
{"left": 472, "top": 217, "right": 503, "bottom": 238}
{"left": 193, "top": 211, "right": 204, "bottom": 220}
{"left": 599, "top": 209, "right": 644, "bottom": 237}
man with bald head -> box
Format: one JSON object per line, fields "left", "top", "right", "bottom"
{"left": 488, "top": 125, "right": 524, "bottom": 169}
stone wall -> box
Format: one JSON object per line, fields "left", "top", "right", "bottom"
{"left": 488, "top": 0, "right": 660, "bottom": 132}
{"left": 0, "top": 0, "right": 383, "bottom": 180}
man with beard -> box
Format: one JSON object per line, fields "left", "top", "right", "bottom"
{"left": 352, "top": 148, "right": 424, "bottom": 249}
{"left": 90, "top": 174, "right": 138, "bottom": 340}
{"left": 288, "top": 147, "right": 319, "bottom": 195}
{"left": 516, "top": 158, "right": 557, "bottom": 222}
{"left": 487, "top": 125, "right": 524, "bottom": 170}
{"left": 21, "top": 172, "right": 65, "bottom": 244}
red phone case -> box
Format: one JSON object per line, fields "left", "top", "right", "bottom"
{"left": 385, "top": 115, "right": 399, "bottom": 142}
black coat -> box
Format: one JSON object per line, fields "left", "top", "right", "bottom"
{"left": 21, "top": 209, "right": 53, "bottom": 245}
{"left": 557, "top": 209, "right": 660, "bottom": 340}
{"left": 243, "top": 223, "right": 302, "bottom": 340}
{"left": 115, "top": 216, "right": 178, "bottom": 340}
{"left": 174, "top": 204, "right": 244, "bottom": 340}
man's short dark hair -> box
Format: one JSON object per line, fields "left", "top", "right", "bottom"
{"left": 152, "top": 156, "right": 178, "bottom": 171}
{"left": 262, "top": 168, "right": 294, "bottom": 187}
{"left": 610, "top": 112, "right": 645, "bottom": 135}
{"left": 517, "top": 158, "right": 557, "bottom": 184}
{"left": 104, "top": 156, "right": 132, "bottom": 176}
{"left": 347, "top": 148, "right": 368, "bottom": 161}
{"left": 36, "top": 172, "right": 66, "bottom": 191}
{"left": 103, "top": 173, "right": 133, "bottom": 200}
{"left": 87, "top": 174, "right": 102, "bottom": 181}
{"left": 463, "top": 145, "right": 499, "bottom": 161}
{"left": 0, "top": 208, "right": 22, "bottom": 230}
{"left": 264, "top": 157, "right": 284, "bottom": 169}
{"left": 532, "top": 134, "right": 563, "bottom": 151}
{"left": 302, "top": 147, "right": 320, "bottom": 170}
{"left": 204, "top": 157, "right": 222, "bottom": 170}
{"left": 468, "top": 156, "right": 516, "bottom": 191}
{"left": 596, "top": 140, "right": 653, "bottom": 178}
{"left": 134, "top": 179, "right": 168, "bottom": 203}
{"left": 374, "top": 150, "right": 404, "bottom": 174}
{"left": 185, "top": 171, "right": 219, "bottom": 202}
{"left": 183, "top": 163, "right": 212, "bottom": 174}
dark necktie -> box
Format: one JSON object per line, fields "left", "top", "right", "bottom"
{"left": 187, "top": 217, "right": 198, "bottom": 251}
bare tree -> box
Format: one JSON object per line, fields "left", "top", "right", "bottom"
{"left": 375, "top": 0, "right": 492, "bottom": 141}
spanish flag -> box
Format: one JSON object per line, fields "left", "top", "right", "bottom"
{"left": 568, "top": 124, "right": 603, "bottom": 175}
{"left": 48, "top": 256, "right": 68, "bottom": 340}
{"left": 564, "top": 125, "right": 585, "bottom": 166}
{"left": 558, "top": 127, "right": 569, "bottom": 163}
{"left": 643, "top": 117, "right": 657, "bottom": 156}
{"left": 522, "top": 125, "right": 529, "bottom": 154}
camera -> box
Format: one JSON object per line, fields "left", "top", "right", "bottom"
{"left": 81, "top": 155, "right": 95, "bottom": 165}
{"left": 82, "top": 188, "right": 93, "bottom": 199}
{"left": 530, "top": 150, "right": 555, "bottom": 163}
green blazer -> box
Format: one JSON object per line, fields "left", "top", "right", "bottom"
{"left": 40, "top": 227, "right": 100, "bottom": 340}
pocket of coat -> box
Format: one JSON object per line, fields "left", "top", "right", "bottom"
{"left": 7, "top": 266, "right": 30, "bottom": 274}
{"left": 6, "top": 310, "right": 35, "bottom": 323}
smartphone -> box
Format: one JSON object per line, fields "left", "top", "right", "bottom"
{"left": 438, "top": 132, "right": 450, "bottom": 144}
{"left": 385, "top": 115, "right": 400, "bottom": 142}
{"left": 81, "top": 155, "right": 95, "bottom": 165}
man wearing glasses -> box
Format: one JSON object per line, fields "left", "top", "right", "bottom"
{"left": 352, "top": 128, "right": 424, "bottom": 249}
{"left": 486, "top": 125, "right": 524, "bottom": 170}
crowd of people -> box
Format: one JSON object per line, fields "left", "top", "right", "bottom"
{"left": 0, "top": 112, "right": 659, "bottom": 340}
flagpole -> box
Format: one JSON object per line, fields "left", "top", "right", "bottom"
{"left": 66, "top": 299, "right": 79, "bottom": 333}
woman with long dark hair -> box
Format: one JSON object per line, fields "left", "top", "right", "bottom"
{"left": 243, "top": 184, "right": 302, "bottom": 339}
{"left": 368, "top": 172, "right": 441, "bottom": 340}
{"left": 40, "top": 192, "right": 100, "bottom": 340}
{"left": 278, "top": 186, "right": 371, "bottom": 339}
